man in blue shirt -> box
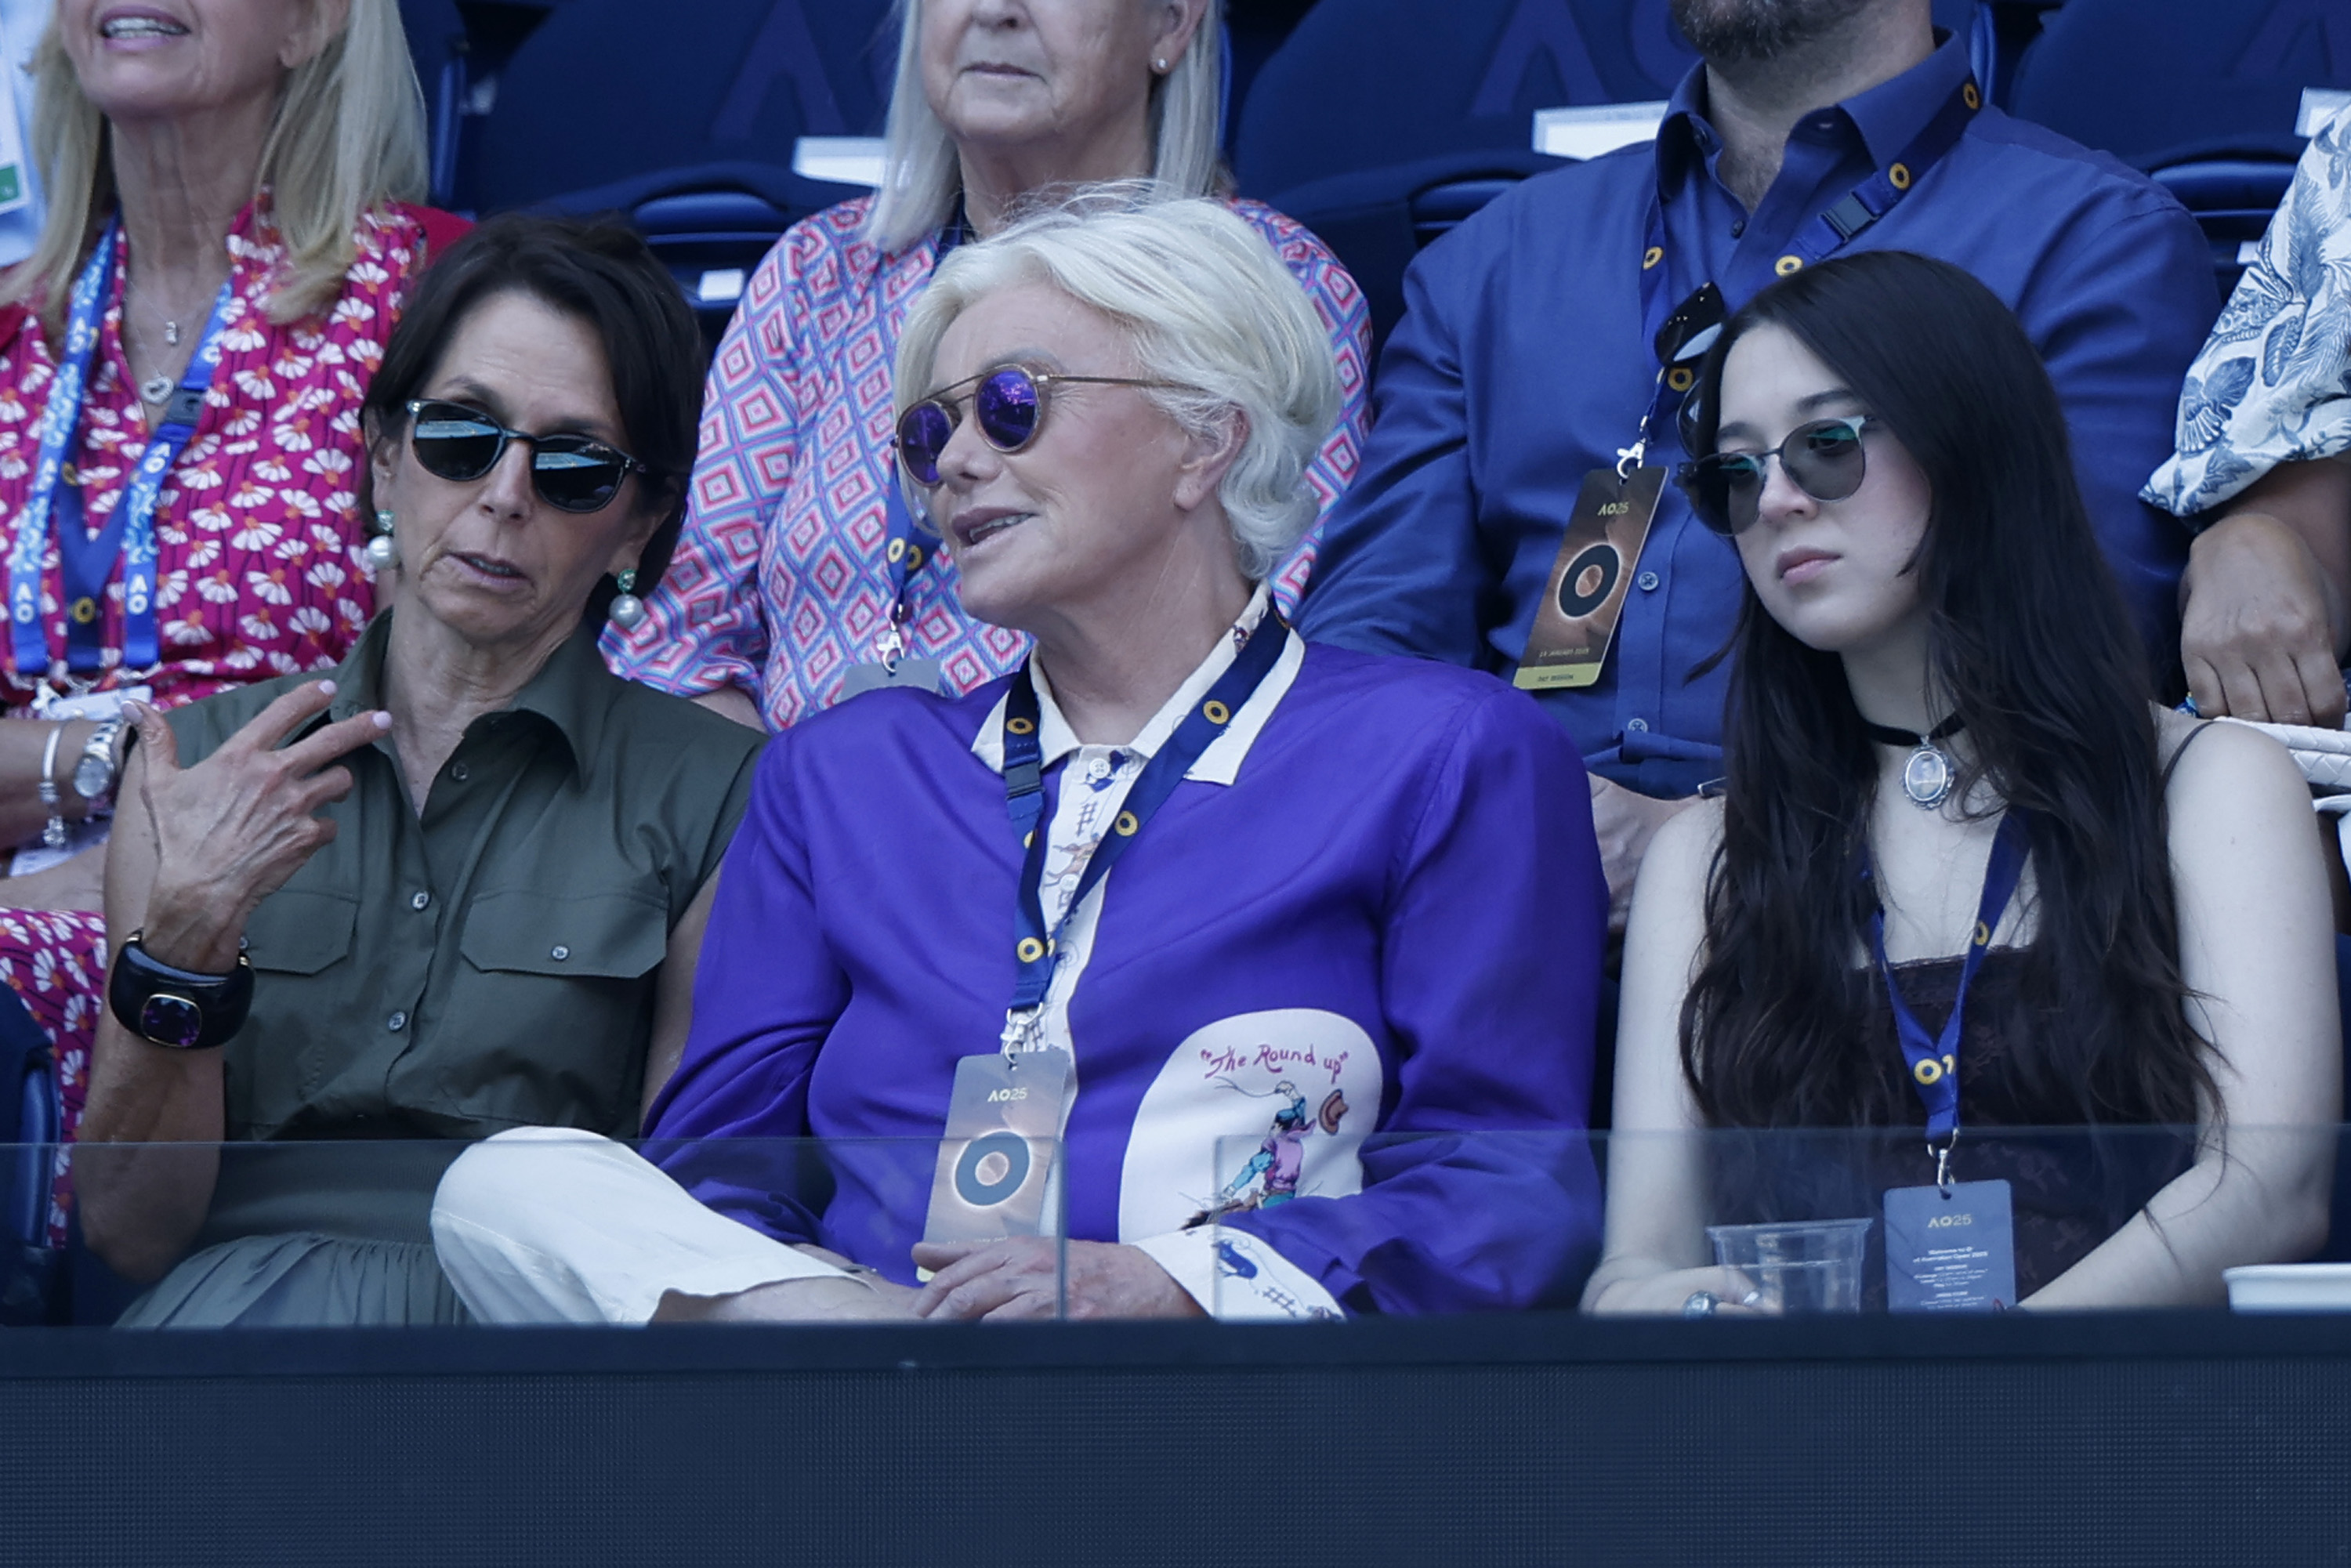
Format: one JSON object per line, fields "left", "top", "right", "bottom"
{"left": 1301, "top": 0, "right": 2217, "bottom": 918}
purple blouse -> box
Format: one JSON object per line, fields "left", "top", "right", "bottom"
{"left": 646, "top": 640, "right": 1607, "bottom": 1316}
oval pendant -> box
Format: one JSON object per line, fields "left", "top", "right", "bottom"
{"left": 138, "top": 374, "right": 172, "bottom": 406}
{"left": 1903, "top": 745, "right": 1954, "bottom": 809}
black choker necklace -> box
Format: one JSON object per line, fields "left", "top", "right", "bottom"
{"left": 1863, "top": 713, "right": 1965, "bottom": 809}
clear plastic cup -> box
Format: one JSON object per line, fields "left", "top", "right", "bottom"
{"left": 1704, "top": 1219, "right": 1874, "bottom": 1313}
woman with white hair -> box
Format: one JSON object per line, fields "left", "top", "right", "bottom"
{"left": 600, "top": 0, "right": 1369, "bottom": 731}
{"left": 432, "top": 198, "right": 1603, "bottom": 1324}
{"left": 0, "top": 0, "right": 461, "bottom": 1162}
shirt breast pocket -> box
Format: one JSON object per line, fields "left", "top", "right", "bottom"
{"left": 458, "top": 888, "right": 670, "bottom": 981}
{"left": 234, "top": 886, "right": 361, "bottom": 1118}
{"left": 448, "top": 886, "right": 672, "bottom": 1134}
{"left": 243, "top": 887, "right": 360, "bottom": 976}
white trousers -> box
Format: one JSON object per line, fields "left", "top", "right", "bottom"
{"left": 430, "top": 1126, "right": 846, "bottom": 1325}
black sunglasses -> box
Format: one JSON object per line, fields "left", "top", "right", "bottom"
{"left": 893, "top": 364, "right": 1190, "bottom": 487}
{"left": 1675, "top": 415, "right": 1876, "bottom": 537}
{"left": 405, "top": 399, "right": 653, "bottom": 514}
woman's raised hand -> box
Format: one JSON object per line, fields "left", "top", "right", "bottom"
{"left": 128, "top": 680, "right": 390, "bottom": 972}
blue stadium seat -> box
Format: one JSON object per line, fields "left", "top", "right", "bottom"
{"left": 397, "top": 0, "right": 469, "bottom": 208}
{"left": 1264, "top": 148, "right": 1570, "bottom": 362}
{"left": 545, "top": 161, "right": 868, "bottom": 356}
{"left": 2008, "top": 0, "right": 2351, "bottom": 292}
{"left": 0, "top": 984, "right": 58, "bottom": 1324}
{"left": 2151, "top": 159, "right": 2301, "bottom": 297}
{"left": 2009, "top": 0, "right": 2348, "bottom": 168}
{"left": 469, "top": 0, "right": 896, "bottom": 211}
{"left": 1235, "top": 0, "right": 1701, "bottom": 370}
{"left": 465, "top": 0, "right": 895, "bottom": 347}
{"left": 1233, "top": 0, "right": 1698, "bottom": 201}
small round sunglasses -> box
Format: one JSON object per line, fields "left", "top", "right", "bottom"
{"left": 406, "top": 399, "right": 653, "bottom": 514}
{"left": 1675, "top": 415, "right": 1875, "bottom": 537}
{"left": 893, "top": 364, "right": 1189, "bottom": 487}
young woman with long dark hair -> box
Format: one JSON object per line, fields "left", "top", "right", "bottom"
{"left": 1585, "top": 251, "right": 2338, "bottom": 1314}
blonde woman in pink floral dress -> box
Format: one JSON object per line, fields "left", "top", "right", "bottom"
{"left": 0, "top": 0, "right": 463, "bottom": 1206}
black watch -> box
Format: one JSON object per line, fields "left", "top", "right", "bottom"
{"left": 107, "top": 932, "right": 253, "bottom": 1050}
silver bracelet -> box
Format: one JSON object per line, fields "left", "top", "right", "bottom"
{"left": 36, "top": 723, "right": 64, "bottom": 849}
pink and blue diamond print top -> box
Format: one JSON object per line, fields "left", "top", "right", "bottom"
{"left": 600, "top": 196, "right": 1371, "bottom": 730}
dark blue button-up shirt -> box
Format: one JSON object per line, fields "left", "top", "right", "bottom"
{"left": 1300, "top": 36, "right": 2219, "bottom": 798}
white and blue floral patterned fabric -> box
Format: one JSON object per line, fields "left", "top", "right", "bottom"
{"left": 2146, "top": 112, "right": 2351, "bottom": 521}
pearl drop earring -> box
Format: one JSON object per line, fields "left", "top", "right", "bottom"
{"left": 364, "top": 508, "right": 398, "bottom": 572}
{"left": 608, "top": 567, "right": 647, "bottom": 632}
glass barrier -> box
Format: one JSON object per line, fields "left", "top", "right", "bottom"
{"left": 4, "top": 1120, "right": 2344, "bottom": 1327}
{"left": 1206, "top": 1122, "right": 2342, "bottom": 1319}
{"left": 27, "top": 1133, "right": 1065, "bottom": 1329}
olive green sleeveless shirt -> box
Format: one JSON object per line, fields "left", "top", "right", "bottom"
{"left": 161, "top": 607, "right": 763, "bottom": 1154}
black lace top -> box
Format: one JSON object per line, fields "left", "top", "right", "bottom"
{"left": 1708, "top": 951, "right": 2193, "bottom": 1305}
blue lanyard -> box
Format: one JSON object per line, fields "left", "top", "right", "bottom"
{"left": 9, "top": 215, "right": 236, "bottom": 678}
{"left": 1628, "top": 72, "right": 1982, "bottom": 469}
{"left": 998, "top": 614, "right": 1290, "bottom": 1044}
{"left": 876, "top": 209, "right": 979, "bottom": 663}
{"left": 1867, "top": 810, "right": 2030, "bottom": 1162}
{"left": 878, "top": 487, "right": 930, "bottom": 663}
{"left": 53, "top": 482, "right": 122, "bottom": 674}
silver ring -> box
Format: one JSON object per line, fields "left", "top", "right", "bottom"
{"left": 1682, "top": 1290, "right": 1719, "bottom": 1318}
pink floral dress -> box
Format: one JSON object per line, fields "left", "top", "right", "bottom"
{"left": 0, "top": 199, "right": 460, "bottom": 1242}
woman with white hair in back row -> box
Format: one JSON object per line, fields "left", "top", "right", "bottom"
{"left": 433, "top": 197, "right": 1605, "bottom": 1323}
{"left": 600, "top": 0, "right": 1369, "bottom": 732}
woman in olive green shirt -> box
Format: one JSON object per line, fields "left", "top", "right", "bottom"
{"left": 74, "top": 215, "right": 765, "bottom": 1326}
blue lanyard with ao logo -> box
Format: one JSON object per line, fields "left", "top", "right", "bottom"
{"left": 8, "top": 213, "right": 235, "bottom": 678}
{"left": 1867, "top": 809, "right": 2030, "bottom": 1183}
{"left": 996, "top": 614, "right": 1289, "bottom": 1052}
{"left": 1625, "top": 71, "right": 1983, "bottom": 473}
{"left": 872, "top": 208, "right": 979, "bottom": 670}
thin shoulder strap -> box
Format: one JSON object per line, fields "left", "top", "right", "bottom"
{"left": 2160, "top": 719, "right": 2219, "bottom": 791}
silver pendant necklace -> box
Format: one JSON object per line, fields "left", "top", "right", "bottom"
{"left": 129, "top": 270, "right": 191, "bottom": 404}
{"left": 136, "top": 316, "right": 181, "bottom": 405}
{"left": 1864, "top": 713, "right": 1965, "bottom": 809}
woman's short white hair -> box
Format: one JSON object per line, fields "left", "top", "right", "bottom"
{"left": 894, "top": 190, "right": 1341, "bottom": 581}
{"left": 864, "top": 0, "right": 1226, "bottom": 255}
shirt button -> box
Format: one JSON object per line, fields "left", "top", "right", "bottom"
{"left": 410, "top": 891, "right": 429, "bottom": 911}
{"left": 387, "top": 1011, "right": 408, "bottom": 1032}
{"left": 1637, "top": 571, "right": 1661, "bottom": 592}
{"left": 1730, "top": 219, "right": 1745, "bottom": 238}
{"left": 1627, "top": 718, "right": 1650, "bottom": 733}
{"left": 551, "top": 945, "right": 570, "bottom": 961}
{"left": 449, "top": 762, "right": 469, "bottom": 782}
